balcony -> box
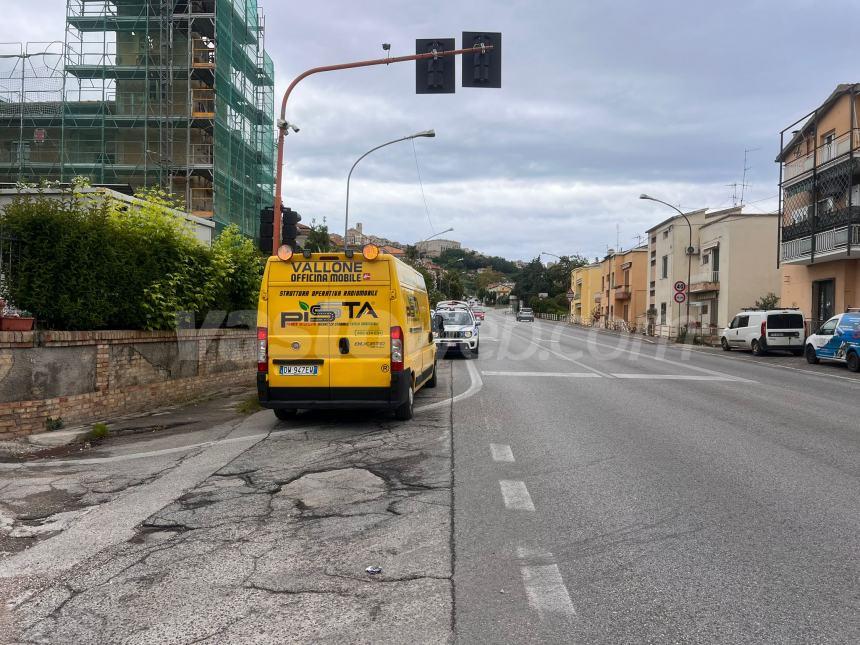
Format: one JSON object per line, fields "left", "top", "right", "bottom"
{"left": 783, "top": 129, "right": 860, "bottom": 184}
{"left": 782, "top": 223, "right": 860, "bottom": 265}
{"left": 690, "top": 271, "right": 720, "bottom": 293}
{"left": 614, "top": 285, "right": 631, "bottom": 300}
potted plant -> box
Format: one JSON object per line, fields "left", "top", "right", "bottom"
{"left": 0, "top": 305, "right": 35, "bottom": 331}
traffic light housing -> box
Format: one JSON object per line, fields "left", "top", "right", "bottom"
{"left": 415, "top": 38, "right": 455, "bottom": 94}
{"left": 462, "top": 32, "right": 502, "bottom": 88}
{"left": 281, "top": 206, "right": 301, "bottom": 248}
{"left": 259, "top": 206, "right": 274, "bottom": 254}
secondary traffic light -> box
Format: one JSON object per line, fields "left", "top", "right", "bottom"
{"left": 462, "top": 32, "right": 502, "bottom": 88}
{"left": 282, "top": 206, "right": 301, "bottom": 248}
{"left": 259, "top": 206, "right": 274, "bottom": 254}
{"left": 415, "top": 38, "right": 455, "bottom": 94}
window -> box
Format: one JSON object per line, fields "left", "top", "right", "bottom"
{"left": 663, "top": 230, "right": 669, "bottom": 239}
{"left": 767, "top": 314, "right": 803, "bottom": 329}
{"left": 702, "top": 304, "right": 709, "bottom": 315}
{"left": 623, "top": 270, "right": 630, "bottom": 286}
{"left": 818, "top": 318, "right": 838, "bottom": 335}
{"left": 702, "top": 253, "right": 710, "bottom": 265}
{"left": 660, "top": 303, "right": 667, "bottom": 324}
{"left": 738, "top": 315, "right": 750, "bottom": 328}
{"left": 651, "top": 236, "right": 657, "bottom": 244}
{"left": 661, "top": 255, "right": 668, "bottom": 279}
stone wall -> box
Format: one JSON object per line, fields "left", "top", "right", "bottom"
{"left": 0, "top": 329, "right": 256, "bottom": 440}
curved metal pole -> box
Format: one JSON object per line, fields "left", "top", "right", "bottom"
{"left": 271, "top": 45, "right": 492, "bottom": 254}
{"left": 641, "top": 195, "right": 693, "bottom": 329}
{"left": 344, "top": 135, "right": 415, "bottom": 249}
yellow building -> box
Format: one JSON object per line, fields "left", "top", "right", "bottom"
{"left": 570, "top": 262, "right": 602, "bottom": 324}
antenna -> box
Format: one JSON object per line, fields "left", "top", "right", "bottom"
{"left": 616, "top": 224, "right": 620, "bottom": 251}
{"left": 740, "top": 147, "right": 759, "bottom": 206}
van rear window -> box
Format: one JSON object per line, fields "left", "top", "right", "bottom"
{"left": 767, "top": 314, "right": 804, "bottom": 329}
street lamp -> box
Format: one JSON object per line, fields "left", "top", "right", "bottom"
{"left": 639, "top": 193, "right": 693, "bottom": 331}
{"left": 540, "top": 251, "right": 563, "bottom": 261}
{"left": 344, "top": 130, "right": 435, "bottom": 249}
{"left": 419, "top": 227, "right": 453, "bottom": 244}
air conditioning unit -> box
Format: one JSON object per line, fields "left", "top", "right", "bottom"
{"left": 685, "top": 245, "right": 699, "bottom": 256}
{"left": 851, "top": 184, "right": 860, "bottom": 205}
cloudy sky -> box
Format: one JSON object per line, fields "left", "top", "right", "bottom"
{"left": 3, "top": 1, "right": 858, "bottom": 260}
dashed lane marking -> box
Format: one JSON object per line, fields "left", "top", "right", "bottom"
{"left": 516, "top": 546, "right": 576, "bottom": 618}
{"left": 499, "top": 480, "right": 535, "bottom": 511}
{"left": 489, "top": 443, "right": 515, "bottom": 462}
{"left": 611, "top": 373, "right": 747, "bottom": 381}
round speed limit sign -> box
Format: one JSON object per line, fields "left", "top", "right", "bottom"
{"left": 674, "top": 280, "right": 687, "bottom": 292}
{"left": 674, "top": 291, "right": 687, "bottom": 304}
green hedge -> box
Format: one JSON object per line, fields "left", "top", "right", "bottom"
{"left": 0, "top": 189, "right": 262, "bottom": 330}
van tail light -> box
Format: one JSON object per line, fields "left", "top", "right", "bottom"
{"left": 257, "top": 327, "right": 268, "bottom": 372}
{"left": 390, "top": 326, "right": 404, "bottom": 372}
{"left": 761, "top": 320, "right": 767, "bottom": 337}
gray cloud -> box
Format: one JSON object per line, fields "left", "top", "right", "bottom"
{"left": 3, "top": 0, "right": 856, "bottom": 259}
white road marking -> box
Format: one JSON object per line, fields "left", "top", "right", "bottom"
{"left": 482, "top": 370, "right": 600, "bottom": 378}
{"left": 516, "top": 546, "right": 576, "bottom": 618}
{"left": 489, "top": 443, "right": 515, "bottom": 462}
{"left": 416, "top": 358, "right": 483, "bottom": 412}
{"left": 500, "top": 322, "right": 613, "bottom": 378}
{"left": 499, "top": 480, "right": 535, "bottom": 511}
{"left": 611, "top": 373, "right": 745, "bottom": 381}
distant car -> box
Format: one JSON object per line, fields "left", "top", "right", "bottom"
{"left": 804, "top": 310, "right": 860, "bottom": 372}
{"left": 720, "top": 309, "right": 806, "bottom": 356}
{"left": 516, "top": 308, "right": 534, "bottom": 322}
{"left": 473, "top": 307, "right": 485, "bottom": 321}
{"left": 434, "top": 307, "right": 479, "bottom": 357}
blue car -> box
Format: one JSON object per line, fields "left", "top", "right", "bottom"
{"left": 804, "top": 310, "right": 860, "bottom": 372}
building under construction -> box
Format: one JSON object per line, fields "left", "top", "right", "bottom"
{"left": 0, "top": 0, "right": 275, "bottom": 239}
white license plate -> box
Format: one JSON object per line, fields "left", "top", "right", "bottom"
{"left": 279, "top": 365, "right": 319, "bottom": 376}
{"left": 447, "top": 342, "right": 459, "bottom": 349}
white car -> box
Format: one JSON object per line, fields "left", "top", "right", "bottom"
{"left": 434, "top": 307, "right": 479, "bottom": 357}
{"left": 720, "top": 309, "right": 806, "bottom": 356}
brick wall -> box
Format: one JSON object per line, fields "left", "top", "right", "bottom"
{"left": 0, "top": 329, "right": 256, "bottom": 440}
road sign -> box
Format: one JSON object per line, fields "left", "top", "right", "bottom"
{"left": 566, "top": 289, "right": 576, "bottom": 302}
{"left": 674, "top": 291, "right": 687, "bottom": 304}
{"left": 674, "top": 280, "right": 687, "bottom": 292}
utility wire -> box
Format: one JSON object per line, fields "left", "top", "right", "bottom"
{"left": 411, "top": 138, "right": 435, "bottom": 234}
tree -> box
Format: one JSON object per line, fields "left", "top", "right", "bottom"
{"left": 440, "top": 270, "right": 464, "bottom": 300}
{"left": 754, "top": 292, "right": 780, "bottom": 310}
{"left": 304, "top": 218, "right": 333, "bottom": 252}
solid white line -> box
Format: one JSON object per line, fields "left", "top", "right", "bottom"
{"left": 415, "top": 358, "right": 483, "bottom": 412}
{"left": 520, "top": 564, "right": 576, "bottom": 618}
{"left": 610, "top": 373, "right": 746, "bottom": 381}
{"left": 499, "top": 480, "right": 535, "bottom": 511}
{"left": 482, "top": 370, "right": 600, "bottom": 378}
{"left": 489, "top": 443, "right": 515, "bottom": 462}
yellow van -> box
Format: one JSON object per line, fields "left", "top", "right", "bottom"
{"left": 256, "top": 244, "right": 437, "bottom": 421}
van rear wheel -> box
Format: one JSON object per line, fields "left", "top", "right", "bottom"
{"left": 274, "top": 408, "right": 297, "bottom": 421}
{"left": 394, "top": 383, "right": 414, "bottom": 421}
{"left": 751, "top": 339, "right": 765, "bottom": 356}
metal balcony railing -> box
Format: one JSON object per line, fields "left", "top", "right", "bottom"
{"left": 783, "top": 129, "right": 860, "bottom": 182}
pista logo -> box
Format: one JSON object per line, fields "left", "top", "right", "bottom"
{"left": 281, "top": 301, "right": 378, "bottom": 326}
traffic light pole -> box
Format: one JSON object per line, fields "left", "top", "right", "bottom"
{"left": 271, "top": 44, "right": 494, "bottom": 255}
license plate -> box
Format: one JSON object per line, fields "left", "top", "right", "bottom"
{"left": 279, "top": 365, "right": 318, "bottom": 376}
{"left": 769, "top": 332, "right": 785, "bottom": 337}
{"left": 447, "top": 342, "right": 459, "bottom": 349}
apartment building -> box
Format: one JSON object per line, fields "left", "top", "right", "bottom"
{"left": 0, "top": 1, "right": 275, "bottom": 240}
{"left": 691, "top": 208, "right": 780, "bottom": 330}
{"left": 776, "top": 84, "right": 860, "bottom": 329}
{"left": 647, "top": 209, "right": 708, "bottom": 335}
{"left": 570, "top": 262, "right": 601, "bottom": 323}
{"left": 597, "top": 247, "right": 649, "bottom": 329}
{"left": 416, "top": 238, "right": 461, "bottom": 257}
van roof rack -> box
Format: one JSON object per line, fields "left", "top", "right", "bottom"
{"left": 847, "top": 307, "right": 860, "bottom": 312}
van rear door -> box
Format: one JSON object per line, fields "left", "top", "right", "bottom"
{"left": 328, "top": 259, "right": 392, "bottom": 391}
{"left": 265, "top": 261, "right": 333, "bottom": 393}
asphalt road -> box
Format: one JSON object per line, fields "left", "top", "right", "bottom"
{"left": 452, "top": 310, "right": 859, "bottom": 644}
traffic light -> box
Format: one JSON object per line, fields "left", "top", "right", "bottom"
{"left": 281, "top": 206, "right": 301, "bottom": 248}
{"left": 461, "top": 32, "right": 502, "bottom": 88}
{"left": 259, "top": 206, "right": 274, "bottom": 254}
{"left": 415, "top": 38, "right": 455, "bottom": 94}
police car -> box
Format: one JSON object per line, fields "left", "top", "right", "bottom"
{"left": 433, "top": 305, "right": 480, "bottom": 357}
{"left": 804, "top": 309, "right": 860, "bottom": 372}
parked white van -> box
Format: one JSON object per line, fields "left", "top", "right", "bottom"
{"left": 720, "top": 309, "right": 806, "bottom": 356}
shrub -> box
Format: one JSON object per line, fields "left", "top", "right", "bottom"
{"left": 0, "top": 188, "right": 262, "bottom": 330}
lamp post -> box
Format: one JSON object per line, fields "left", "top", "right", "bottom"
{"left": 639, "top": 193, "right": 693, "bottom": 334}
{"left": 344, "top": 130, "right": 435, "bottom": 249}
{"left": 540, "top": 251, "right": 563, "bottom": 261}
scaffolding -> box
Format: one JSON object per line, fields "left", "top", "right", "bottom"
{"left": 0, "top": 0, "right": 275, "bottom": 239}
